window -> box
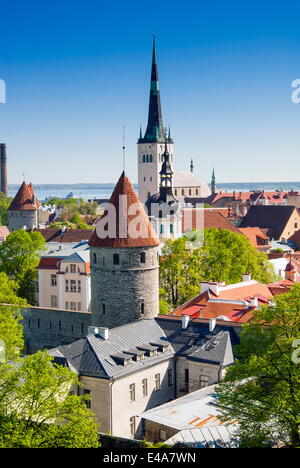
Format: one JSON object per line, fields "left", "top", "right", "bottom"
{"left": 81, "top": 323, "right": 84, "bottom": 333}
{"left": 168, "top": 369, "right": 173, "bottom": 387}
{"left": 70, "top": 280, "right": 76, "bottom": 292}
{"left": 155, "top": 373, "right": 161, "bottom": 391}
{"left": 196, "top": 189, "right": 199, "bottom": 195}
{"left": 113, "top": 254, "right": 119, "bottom": 265}
{"left": 102, "top": 302, "right": 106, "bottom": 314}
{"left": 77, "top": 302, "right": 81, "bottom": 311}
{"left": 51, "top": 295, "right": 57, "bottom": 308}
{"left": 189, "top": 189, "right": 192, "bottom": 196}
{"left": 129, "top": 383, "right": 135, "bottom": 402}
{"left": 184, "top": 368, "right": 189, "bottom": 392}
{"left": 159, "top": 430, "right": 167, "bottom": 441}
{"left": 170, "top": 224, "right": 174, "bottom": 234}
{"left": 37, "top": 318, "right": 40, "bottom": 328}
{"left": 141, "top": 301, "right": 145, "bottom": 315}
{"left": 140, "top": 252, "right": 146, "bottom": 263}
{"left": 130, "top": 416, "right": 136, "bottom": 436}
{"left": 182, "top": 189, "right": 184, "bottom": 195}
{"left": 78, "top": 280, "right": 81, "bottom": 292}
{"left": 70, "top": 264, "right": 77, "bottom": 273}
{"left": 65, "top": 280, "right": 69, "bottom": 292}
{"left": 295, "top": 223, "right": 298, "bottom": 228}
{"left": 174, "top": 189, "right": 177, "bottom": 196}
{"left": 93, "top": 253, "right": 97, "bottom": 264}
{"left": 59, "top": 320, "right": 62, "bottom": 331}
{"left": 142, "top": 379, "right": 148, "bottom": 397}
{"left": 160, "top": 224, "right": 164, "bottom": 234}
{"left": 83, "top": 389, "right": 91, "bottom": 408}
{"left": 51, "top": 274, "right": 57, "bottom": 286}
{"left": 199, "top": 375, "right": 209, "bottom": 389}
{"left": 70, "top": 302, "right": 76, "bottom": 311}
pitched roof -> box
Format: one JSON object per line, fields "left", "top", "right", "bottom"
{"left": 89, "top": 172, "right": 160, "bottom": 248}
{"left": 49, "top": 319, "right": 174, "bottom": 379}
{"left": 239, "top": 205, "right": 296, "bottom": 239}
{"left": 34, "top": 228, "right": 93, "bottom": 243}
{"left": 170, "top": 280, "right": 273, "bottom": 323}
{"left": 238, "top": 227, "right": 270, "bottom": 249}
{"left": 9, "top": 181, "right": 39, "bottom": 211}
{"left": 182, "top": 208, "right": 241, "bottom": 234}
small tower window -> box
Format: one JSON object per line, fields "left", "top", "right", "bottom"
{"left": 102, "top": 302, "right": 106, "bottom": 314}
{"left": 160, "top": 225, "right": 164, "bottom": 234}
{"left": 93, "top": 253, "right": 97, "bottom": 264}
{"left": 141, "top": 301, "right": 145, "bottom": 315}
{"left": 113, "top": 254, "right": 119, "bottom": 265}
{"left": 140, "top": 252, "right": 146, "bottom": 263}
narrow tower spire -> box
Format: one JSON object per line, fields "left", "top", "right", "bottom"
{"left": 211, "top": 168, "right": 216, "bottom": 195}
{"left": 141, "top": 36, "right": 165, "bottom": 143}
{"left": 190, "top": 158, "right": 194, "bottom": 173}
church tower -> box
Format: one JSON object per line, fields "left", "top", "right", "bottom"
{"left": 138, "top": 38, "right": 174, "bottom": 204}
{"left": 89, "top": 172, "right": 160, "bottom": 329}
{"left": 211, "top": 168, "right": 216, "bottom": 195}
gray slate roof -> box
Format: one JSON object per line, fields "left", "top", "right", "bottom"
{"left": 49, "top": 319, "right": 174, "bottom": 379}
{"left": 156, "top": 317, "right": 234, "bottom": 366}
{"left": 49, "top": 317, "right": 235, "bottom": 380}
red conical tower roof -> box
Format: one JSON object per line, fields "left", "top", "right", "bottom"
{"left": 9, "top": 181, "right": 39, "bottom": 211}
{"left": 89, "top": 172, "right": 160, "bottom": 248}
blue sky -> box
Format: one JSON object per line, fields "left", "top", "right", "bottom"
{"left": 1, "top": 0, "right": 300, "bottom": 184}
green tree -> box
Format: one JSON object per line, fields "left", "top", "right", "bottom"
{"left": 0, "top": 193, "right": 12, "bottom": 225}
{"left": 216, "top": 284, "right": 300, "bottom": 448}
{"left": 0, "top": 351, "right": 100, "bottom": 448}
{"left": 0, "top": 230, "right": 46, "bottom": 304}
{"left": 0, "top": 272, "right": 26, "bottom": 360}
{"left": 160, "top": 228, "right": 277, "bottom": 310}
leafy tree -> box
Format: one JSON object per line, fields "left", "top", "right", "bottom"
{"left": 0, "top": 351, "right": 100, "bottom": 448}
{"left": 0, "top": 193, "right": 12, "bottom": 225}
{"left": 160, "top": 228, "right": 277, "bottom": 310}
{"left": 0, "top": 230, "right": 46, "bottom": 304}
{"left": 0, "top": 272, "right": 26, "bottom": 360}
{"left": 216, "top": 284, "right": 300, "bottom": 448}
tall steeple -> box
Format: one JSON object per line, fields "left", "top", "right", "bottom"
{"left": 139, "top": 36, "right": 165, "bottom": 143}
{"left": 190, "top": 158, "right": 194, "bottom": 173}
{"left": 159, "top": 140, "right": 173, "bottom": 198}
{"left": 211, "top": 168, "right": 216, "bottom": 195}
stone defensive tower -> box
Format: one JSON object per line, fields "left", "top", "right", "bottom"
{"left": 89, "top": 171, "right": 160, "bottom": 329}
{"left": 8, "top": 181, "right": 39, "bottom": 231}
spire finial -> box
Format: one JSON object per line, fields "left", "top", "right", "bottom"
{"left": 190, "top": 158, "right": 194, "bottom": 173}
{"left": 122, "top": 126, "right": 126, "bottom": 173}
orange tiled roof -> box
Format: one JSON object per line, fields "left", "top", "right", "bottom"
{"left": 89, "top": 172, "right": 160, "bottom": 248}
{"left": 239, "top": 227, "right": 270, "bottom": 249}
{"left": 9, "top": 181, "right": 39, "bottom": 211}
{"left": 170, "top": 280, "right": 274, "bottom": 323}
{"left": 182, "top": 208, "right": 241, "bottom": 234}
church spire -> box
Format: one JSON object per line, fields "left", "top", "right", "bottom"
{"left": 140, "top": 36, "right": 165, "bottom": 143}
{"left": 211, "top": 168, "right": 216, "bottom": 194}
{"left": 190, "top": 158, "right": 194, "bottom": 173}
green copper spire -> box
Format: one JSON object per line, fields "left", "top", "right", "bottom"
{"left": 139, "top": 37, "right": 165, "bottom": 143}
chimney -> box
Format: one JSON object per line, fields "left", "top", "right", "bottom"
{"left": 250, "top": 297, "right": 259, "bottom": 308}
{"left": 242, "top": 273, "right": 251, "bottom": 282}
{"left": 209, "top": 318, "right": 216, "bottom": 332}
{"left": 0, "top": 144, "right": 8, "bottom": 196}
{"left": 209, "top": 282, "right": 220, "bottom": 296}
{"left": 87, "top": 326, "right": 109, "bottom": 340}
{"left": 182, "top": 315, "right": 189, "bottom": 329}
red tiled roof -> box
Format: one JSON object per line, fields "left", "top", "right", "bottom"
{"left": 9, "top": 181, "right": 39, "bottom": 211}
{"left": 238, "top": 227, "right": 270, "bottom": 249}
{"left": 37, "top": 257, "right": 62, "bottom": 269}
{"left": 34, "top": 228, "right": 93, "bottom": 243}
{"left": 182, "top": 208, "right": 241, "bottom": 234}
{"left": 170, "top": 281, "right": 274, "bottom": 323}
{"left": 89, "top": 172, "right": 160, "bottom": 248}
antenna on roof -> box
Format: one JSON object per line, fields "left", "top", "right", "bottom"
{"left": 122, "top": 125, "right": 126, "bottom": 173}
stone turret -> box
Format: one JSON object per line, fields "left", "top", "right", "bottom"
{"left": 89, "top": 172, "right": 160, "bottom": 329}
{"left": 8, "top": 181, "right": 39, "bottom": 231}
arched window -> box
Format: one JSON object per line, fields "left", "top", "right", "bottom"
{"left": 159, "top": 210, "right": 163, "bottom": 219}
{"left": 146, "top": 154, "right": 149, "bottom": 162}
{"left": 143, "top": 154, "right": 146, "bottom": 162}
{"left": 149, "top": 154, "right": 153, "bottom": 162}
{"left": 160, "top": 224, "right": 164, "bottom": 234}
{"left": 170, "top": 224, "right": 174, "bottom": 234}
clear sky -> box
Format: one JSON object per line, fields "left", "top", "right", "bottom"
{"left": 1, "top": 0, "right": 300, "bottom": 184}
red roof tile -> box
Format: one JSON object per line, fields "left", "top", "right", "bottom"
{"left": 89, "top": 172, "right": 160, "bottom": 248}
{"left": 9, "top": 181, "right": 39, "bottom": 211}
